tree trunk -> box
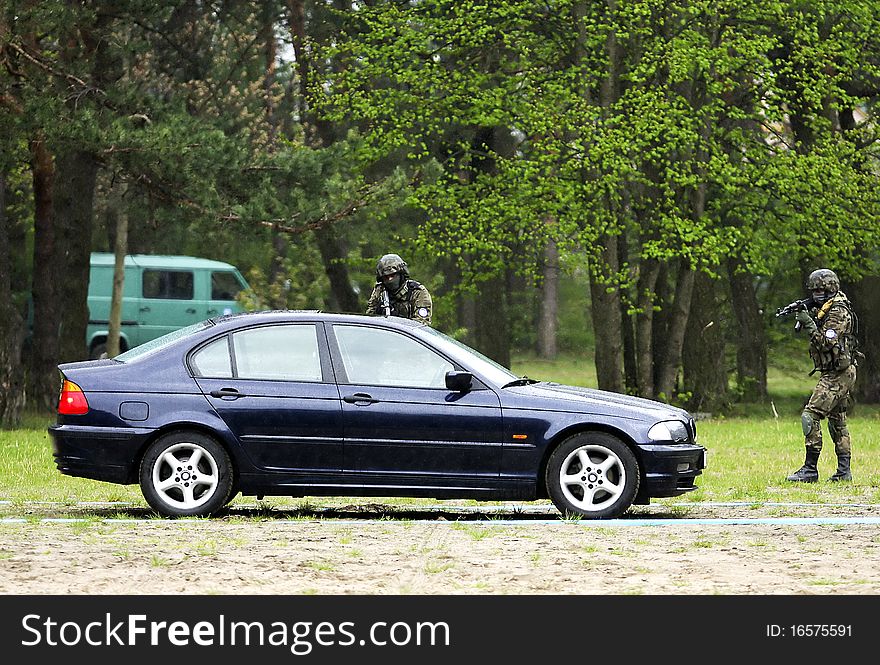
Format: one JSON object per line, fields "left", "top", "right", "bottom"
{"left": 727, "top": 256, "right": 768, "bottom": 401}
{"left": 618, "top": 228, "right": 637, "bottom": 393}
{"left": 54, "top": 149, "right": 98, "bottom": 363}
{"left": 537, "top": 239, "right": 559, "bottom": 359}
{"left": 654, "top": 262, "right": 695, "bottom": 401}
{"left": 313, "top": 226, "right": 359, "bottom": 313}
{"left": 635, "top": 257, "right": 660, "bottom": 398}
{"left": 0, "top": 173, "right": 26, "bottom": 426}
{"left": 28, "top": 137, "right": 60, "bottom": 411}
{"left": 107, "top": 183, "right": 129, "bottom": 358}
{"left": 475, "top": 272, "right": 510, "bottom": 368}
{"left": 681, "top": 271, "right": 728, "bottom": 412}
{"left": 458, "top": 277, "right": 477, "bottom": 348}
{"left": 288, "top": 0, "right": 359, "bottom": 313}
{"left": 846, "top": 276, "right": 880, "bottom": 403}
{"left": 589, "top": 237, "right": 623, "bottom": 393}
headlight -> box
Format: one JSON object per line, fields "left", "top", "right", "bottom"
{"left": 647, "top": 420, "right": 690, "bottom": 443}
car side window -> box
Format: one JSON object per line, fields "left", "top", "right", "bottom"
{"left": 233, "top": 324, "right": 322, "bottom": 382}
{"left": 143, "top": 269, "right": 194, "bottom": 300}
{"left": 334, "top": 325, "right": 453, "bottom": 388}
{"left": 191, "top": 336, "right": 233, "bottom": 378}
{"left": 191, "top": 325, "right": 322, "bottom": 381}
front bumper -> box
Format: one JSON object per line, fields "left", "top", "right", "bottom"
{"left": 636, "top": 442, "right": 707, "bottom": 500}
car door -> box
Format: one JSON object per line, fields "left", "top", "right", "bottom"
{"left": 192, "top": 322, "right": 343, "bottom": 473}
{"left": 328, "top": 323, "right": 503, "bottom": 484}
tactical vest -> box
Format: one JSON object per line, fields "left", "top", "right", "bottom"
{"left": 810, "top": 296, "right": 861, "bottom": 373}
{"left": 389, "top": 280, "right": 423, "bottom": 319}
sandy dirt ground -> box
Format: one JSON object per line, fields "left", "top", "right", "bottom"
{"left": 2, "top": 501, "right": 880, "bottom": 595}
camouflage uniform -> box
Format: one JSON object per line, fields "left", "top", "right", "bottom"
{"left": 365, "top": 280, "right": 433, "bottom": 325}
{"left": 365, "top": 253, "right": 433, "bottom": 326}
{"left": 787, "top": 271, "right": 859, "bottom": 482}
{"left": 803, "top": 293, "right": 857, "bottom": 454}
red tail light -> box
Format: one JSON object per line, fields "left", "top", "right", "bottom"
{"left": 58, "top": 379, "right": 89, "bottom": 415}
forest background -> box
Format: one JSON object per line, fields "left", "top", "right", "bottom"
{"left": 1, "top": 0, "right": 879, "bottom": 426}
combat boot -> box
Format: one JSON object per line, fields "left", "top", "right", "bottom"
{"left": 786, "top": 449, "right": 820, "bottom": 483}
{"left": 828, "top": 455, "right": 852, "bottom": 482}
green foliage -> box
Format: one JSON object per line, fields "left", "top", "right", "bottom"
{"left": 239, "top": 244, "right": 330, "bottom": 312}
{"left": 5, "top": 0, "right": 879, "bottom": 412}
{"left": 315, "top": 0, "right": 879, "bottom": 285}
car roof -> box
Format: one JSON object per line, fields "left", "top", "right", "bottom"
{"left": 90, "top": 253, "right": 239, "bottom": 271}
{"left": 212, "top": 310, "right": 423, "bottom": 329}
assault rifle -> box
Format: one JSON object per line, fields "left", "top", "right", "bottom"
{"left": 381, "top": 287, "right": 391, "bottom": 316}
{"left": 776, "top": 297, "right": 814, "bottom": 331}
{"left": 775, "top": 297, "right": 813, "bottom": 318}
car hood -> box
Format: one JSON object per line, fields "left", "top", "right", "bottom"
{"left": 504, "top": 382, "right": 690, "bottom": 422}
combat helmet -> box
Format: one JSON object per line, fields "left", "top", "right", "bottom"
{"left": 376, "top": 254, "right": 409, "bottom": 281}
{"left": 806, "top": 268, "right": 840, "bottom": 304}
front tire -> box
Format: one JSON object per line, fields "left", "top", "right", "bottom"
{"left": 139, "top": 431, "right": 233, "bottom": 517}
{"left": 546, "top": 432, "right": 640, "bottom": 519}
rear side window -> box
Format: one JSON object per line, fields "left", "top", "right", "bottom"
{"left": 211, "top": 271, "right": 243, "bottom": 300}
{"left": 191, "top": 324, "right": 322, "bottom": 382}
{"left": 190, "top": 336, "right": 233, "bottom": 378}
{"left": 143, "top": 270, "right": 194, "bottom": 299}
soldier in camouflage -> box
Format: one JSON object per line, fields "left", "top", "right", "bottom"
{"left": 365, "top": 253, "right": 433, "bottom": 326}
{"left": 786, "top": 268, "right": 859, "bottom": 483}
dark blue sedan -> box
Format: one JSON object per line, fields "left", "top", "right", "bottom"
{"left": 50, "top": 311, "right": 706, "bottom": 519}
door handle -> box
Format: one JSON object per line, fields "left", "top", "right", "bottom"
{"left": 343, "top": 393, "right": 378, "bottom": 405}
{"left": 210, "top": 388, "right": 242, "bottom": 399}
{"left": 139, "top": 306, "right": 150, "bottom": 313}
{"left": 186, "top": 307, "right": 197, "bottom": 314}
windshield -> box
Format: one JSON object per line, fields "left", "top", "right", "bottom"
{"left": 115, "top": 320, "right": 214, "bottom": 362}
{"left": 418, "top": 326, "right": 519, "bottom": 386}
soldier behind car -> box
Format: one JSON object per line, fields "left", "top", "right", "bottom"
{"left": 786, "top": 268, "right": 860, "bottom": 483}
{"left": 365, "top": 253, "right": 433, "bottom": 326}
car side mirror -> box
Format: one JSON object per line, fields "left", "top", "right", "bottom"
{"left": 445, "top": 370, "right": 472, "bottom": 392}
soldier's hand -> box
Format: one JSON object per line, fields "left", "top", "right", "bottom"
{"left": 795, "top": 308, "right": 817, "bottom": 333}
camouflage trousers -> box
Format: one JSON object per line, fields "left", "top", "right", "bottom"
{"left": 803, "top": 365, "right": 857, "bottom": 457}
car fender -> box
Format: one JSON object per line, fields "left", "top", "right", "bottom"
{"left": 137, "top": 407, "right": 261, "bottom": 476}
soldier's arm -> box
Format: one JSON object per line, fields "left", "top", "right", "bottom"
{"left": 411, "top": 287, "right": 433, "bottom": 325}
{"left": 816, "top": 305, "right": 851, "bottom": 351}
{"left": 365, "top": 285, "right": 382, "bottom": 315}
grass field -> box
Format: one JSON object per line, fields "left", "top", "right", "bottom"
{"left": 2, "top": 352, "right": 878, "bottom": 512}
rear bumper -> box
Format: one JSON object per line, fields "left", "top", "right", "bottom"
{"left": 636, "top": 442, "right": 707, "bottom": 499}
{"left": 49, "top": 424, "right": 154, "bottom": 485}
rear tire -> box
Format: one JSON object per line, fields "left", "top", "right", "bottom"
{"left": 545, "top": 432, "right": 640, "bottom": 519}
{"left": 90, "top": 342, "right": 107, "bottom": 360}
{"left": 139, "top": 431, "right": 233, "bottom": 517}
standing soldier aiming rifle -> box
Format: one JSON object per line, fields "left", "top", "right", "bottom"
{"left": 777, "top": 268, "right": 861, "bottom": 483}
{"left": 365, "top": 253, "right": 432, "bottom": 326}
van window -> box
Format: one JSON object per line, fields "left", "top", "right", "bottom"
{"left": 143, "top": 270, "right": 194, "bottom": 300}
{"left": 211, "top": 271, "right": 243, "bottom": 300}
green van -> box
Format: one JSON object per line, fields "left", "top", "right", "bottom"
{"left": 87, "top": 253, "right": 250, "bottom": 359}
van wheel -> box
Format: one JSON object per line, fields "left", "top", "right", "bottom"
{"left": 89, "top": 342, "right": 107, "bottom": 360}
{"left": 545, "top": 432, "right": 640, "bottom": 519}
{"left": 139, "top": 431, "right": 233, "bottom": 517}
